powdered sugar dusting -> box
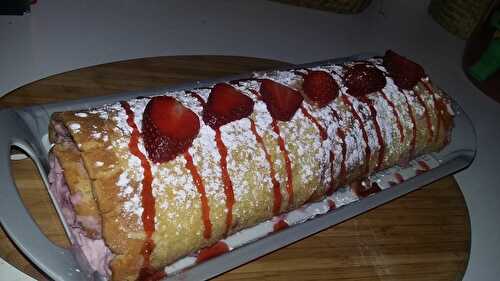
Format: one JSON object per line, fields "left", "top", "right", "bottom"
{"left": 252, "top": 102, "right": 273, "bottom": 135}
{"left": 280, "top": 108, "right": 322, "bottom": 184}
{"left": 331, "top": 186, "right": 359, "bottom": 206}
{"left": 232, "top": 80, "right": 260, "bottom": 98}
{"left": 165, "top": 153, "right": 441, "bottom": 276}
{"left": 110, "top": 105, "right": 132, "bottom": 149}
{"left": 89, "top": 109, "right": 109, "bottom": 120}
{"left": 405, "top": 90, "right": 425, "bottom": 117}
{"left": 189, "top": 124, "right": 225, "bottom": 202}
{"left": 59, "top": 56, "right": 453, "bottom": 277}
{"left": 123, "top": 193, "right": 143, "bottom": 221}
{"left": 74, "top": 112, "right": 88, "bottom": 118}
{"left": 220, "top": 118, "right": 269, "bottom": 202}
{"left": 117, "top": 171, "right": 130, "bottom": 188}
{"left": 345, "top": 95, "right": 380, "bottom": 167}
{"left": 153, "top": 155, "right": 198, "bottom": 219}
{"left": 68, "top": 123, "right": 81, "bottom": 133}
{"left": 91, "top": 132, "right": 102, "bottom": 139}
{"left": 253, "top": 70, "right": 303, "bottom": 90}
{"left": 370, "top": 94, "right": 394, "bottom": 150}
{"left": 129, "top": 98, "right": 150, "bottom": 132}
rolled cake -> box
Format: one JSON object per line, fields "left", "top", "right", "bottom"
{"left": 48, "top": 51, "right": 454, "bottom": 281}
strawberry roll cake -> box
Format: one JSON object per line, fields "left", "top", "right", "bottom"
{"left": 48, "top": 50, "right": 454, "bottom": 281}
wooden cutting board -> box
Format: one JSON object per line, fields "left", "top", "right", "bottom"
{"left": 0, "top": 56, "right": 470, "bottom": 281}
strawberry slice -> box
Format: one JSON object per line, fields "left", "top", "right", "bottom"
{"left": 383, "top": 50, "right": 425, "bottom": 90}
{"left": 260, "top": 79, "right": 303, "bottom": 121}
{"left": 344, "top": 63, "right": 386, "bottom": 97}
{"left": 142, "top": 96, "right": 200, "bottom": 163}
{"left": 203, "top": 83, "right": 254, "bottom": 129}
{"left": 302, "top": 70, "right": 339, "bottom": 107}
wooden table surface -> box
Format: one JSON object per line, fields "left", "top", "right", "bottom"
{"left": 0, "top": 56, "right": 470, "bottom": 281}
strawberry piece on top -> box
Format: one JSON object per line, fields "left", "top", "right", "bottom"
{"left": 383, "top": 50, "right": 426, "bottom": 90}
{"left": 142, "top": 96, "right": 200, "bottom": 163}
{"left": 344, "top": 63, "right": 386, "bottom": 97}
{"left": 203, "top": 83, "right": 254, "bottom": 129}
{"left": 302, "top": 70, "right": 339, "bottom": 107}
{"left": 260, "top": 79, "right": 303, "bottom": 121}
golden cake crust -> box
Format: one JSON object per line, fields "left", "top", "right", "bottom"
{"left": 50, "top": 58, "right": 454, "bottom": 281}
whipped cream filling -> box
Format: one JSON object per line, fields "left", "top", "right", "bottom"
{"left": 48, "top": 152, "right": 113, "bottom": 279}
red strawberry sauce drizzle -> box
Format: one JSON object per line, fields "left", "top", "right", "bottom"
{"left": 421, "top": 80, "right": 442, "bottom": 143}
{"left": 215, "top": 129, "right": 235, "bottom": 235}
{"left": 120, "top": 101, "right": 165, "bottom": 281}
{"left": 418, "top": 160, "right": 431, "bottom": 171}
{"left": 273, "top": 218, "right": 289, "bottom": 232}
{"left": 254, "top": 80, "right": 327, "bottom": 145}
{"left": 327, "top": 199, "right": 336, "bottom": 211}
{"left": 187, "top": 90, "right": 236, "bottom": 236}
{"left": 196, "top": 241, "right": 230, "bottom": 263}
{"left": 326, "top": 151, "right": 336, "bottom": 196}
{"left": 190, "top": 88, "right": 281, "bottom": 236}
{"left": 401, "top": 92, "right": 418, "bottom": 159}
{"left": 249, "top": 88, "right": 294, "bottom": 209}
{"left": 395, "top": 172, "right": 404, "bottom": 183}
{"left": 249, "top": 89, "right": 262, "bottom": 99}
{"left": 327, "top": 107, "right": 347, "bottom": 195}
{"left": 184, "top": 91, "right": 215, "bottom": 238}
{"left": 128, "top": 59, "right": 445, "bottom": 278}
{"left": 352, "top": 181, "right": 382, "bottom": 198}
{"left": 288, "top": 69, "right": 329, "bottom": 141}
{"left": 363, "top": 182, "right": 382, "bottom": 197}
{"left": 341, "top": 95, "right": 371, "bottom": 175}
{"left": 184, "top": 152, "right": 212, "bottom": 239}
{"left": 379, "top": 71, "right": 419, "bottom": 160}
{"left": 299, "top": 105, "right": 327, "bottom": 140}
{"left": 136, "top": 255, "right": 166, "bottom": 281}
{"left": 271, "top": 119, "right": 295, "bottom": 208}
{"left": 412, "top": 88, "right": 434, "bottom": 144}
{"left": 336, "top": 128, "right": 348, "bottom": 185}
{"left": 416, "top": 160, "right": 431, "bottom": 176}
{"left": 249, "top": 119, "right": 282, "bottom": 215}
{"left": 380, "top": 91, "right": 405, "bottom": 143}
{"left": 389, "top": 172, "right": 405, "bottom": 187}
{"left": 434, "top": 97, "right": 452, "bottom": 145}
{"left": 362, "top": 97, "right": 385, "bottom": 171}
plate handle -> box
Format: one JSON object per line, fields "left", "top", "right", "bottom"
{"left": 0, "top": 109, "right": 89, "bottom": 281}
